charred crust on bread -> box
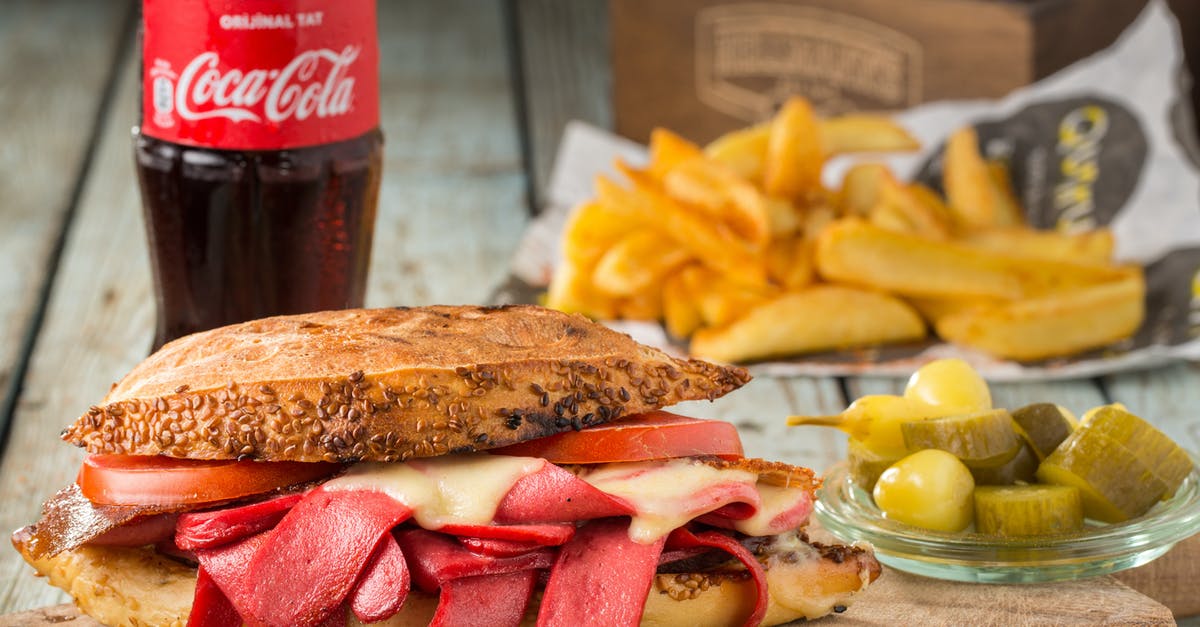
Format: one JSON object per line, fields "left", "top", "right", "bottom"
{"left": 61, "top": 306, "right": 750, "bottom": 462}
{"left": 700, "top": 457, "right": 820, "bottom": 491}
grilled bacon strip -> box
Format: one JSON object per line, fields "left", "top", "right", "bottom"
{"left": 21, "top": 485, "right": 165, "bottom": 560}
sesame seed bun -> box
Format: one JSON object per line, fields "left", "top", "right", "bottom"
{"left": 61, "top": 306, "right": 749, "bottom": 462}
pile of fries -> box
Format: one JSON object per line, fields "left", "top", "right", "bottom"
{"left": 546, "top": 96, "right": 1144, "bottom": 363}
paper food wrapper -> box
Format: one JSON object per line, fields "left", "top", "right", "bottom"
{"left": 498, "top": 0, "right": 1200, "bottom": 382}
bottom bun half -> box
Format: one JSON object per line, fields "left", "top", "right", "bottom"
{"left": 14, "top": 531, "right": 877, "bottom": 627}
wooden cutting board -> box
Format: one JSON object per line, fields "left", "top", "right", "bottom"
{"left": 1113, "top": 533, "right": 1200, "bottom": 618}
{"left": 0, "top": 572, "right": 1175, "bottom": 627}
{"left": 838, "top": 570, "right": 1174, "bottom": 626}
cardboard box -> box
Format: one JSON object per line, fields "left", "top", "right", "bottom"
{"left": 611, "top": 0, "right": 1151, "bottom": 144}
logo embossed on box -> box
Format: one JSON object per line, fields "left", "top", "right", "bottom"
{"left": 694, "top": 4, "right": 922, "bottom": 119}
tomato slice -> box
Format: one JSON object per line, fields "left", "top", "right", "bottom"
{"left": 491, "top": 410, "right": 743, "bottom": 463}
{"left": 77, "top": 455, "right": 341, "bottom": 507}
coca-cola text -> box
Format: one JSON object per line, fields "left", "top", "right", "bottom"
{"left": 174, "top": 47, "right": 359, "bottom": 124}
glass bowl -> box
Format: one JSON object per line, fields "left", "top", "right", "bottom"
{"left": 813, "top": 456, "right": 1200, "bottom": 583}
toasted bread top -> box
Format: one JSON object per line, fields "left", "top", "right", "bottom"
{"left": 63, "top": 306, "right": 750, "bottom": 462}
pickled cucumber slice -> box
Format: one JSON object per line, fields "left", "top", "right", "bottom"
{"left": 848, "top": 439, "right": 901, "bottom": 491}
{"left": 900, "top": 409, "right": 1021, "bottom": 468}
{"left": 1084, "top": 405, "right": 1194, "bottom": 497}
{"left": 974, "top": 485, "right": 1083, "bottom": 536}
{"left": 1011, "top": 403, "right": 1074, "bottom": 460}
{"left": 971, "top": 442, "right": 1038, "bottom": 485}
{"left": 1081, "top": 402, "right": 1127, "bottom": 424}
{"left": 1036, "top": 429, "right": 1166, "bottom": 523}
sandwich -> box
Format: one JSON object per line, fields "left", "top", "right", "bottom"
{"left": 12, "top": 305, "right": 879, "bottom": 626}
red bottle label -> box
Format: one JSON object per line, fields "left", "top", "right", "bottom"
{"left": 141, "top": 0, "right": 379, "bottom": 149}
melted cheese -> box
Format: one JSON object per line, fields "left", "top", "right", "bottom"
{"left": 731, "top": 483, "right": 810, "bottom": 537}
{"left": 765, "top": 529, "right": 872, "bottom": 619}
{"left": 579, "top": 459, "right": 758, "bottom": 543}
{"left": 322, "top": 453, "right": 811, "bottom": 545}
{"left": 322, "top": 454, "right": 545, "bottom": 529}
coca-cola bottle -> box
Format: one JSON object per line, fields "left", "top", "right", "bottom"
{"left": 135, "top": 1, "right": 382, "bottom": 350}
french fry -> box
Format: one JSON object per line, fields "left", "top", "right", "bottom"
{"left": 705, "top": 123, "right": 769, "bottom": 181}
{"left": 663, "top": 156, "right": 771, "bottom": 245}
{"left": 706, "top": 115, "right": 916, "bottom": 183}
{"left": 662, "top": 267, "right": 704, "bottom": 339}
{"left": 648, "top": 128, "right": 703, "bottom": 180}
{"left": 820, "top": 114, "right": 920, "bottom": 155}
{"left": 561, "top": 200, "right": 644, "bottom": 266}
{"left": 764, "top": 97, "right": 823, "bottom": 200}
{"left": 690, "top": 285, "right": 926, "bottom": 363}
{"left": 766, "top": 236, "right": 814, "bottom": 290}
{"left": 986, "top": 160, "right": 1025, "bottom": 226}
{"left": 685, "top": 266, "right": 778, "bottom": 328}
{"left": 962, "top": 227, "right": 1115, "bottom": 265}
{"left": 610, "top": 161, "right": 769, "bottom": 287}
{"left": 766, "top": 196, "right": 803, "bottom": 237}
{"left": 803, "top": 204, "right": 838, "bottom": 239}
{"left": 816, "top": 218, "right": 1127, "bottom": 300}
{"left": 908, "top": 183, "right": 954, "bottom": 227}
{"left": 906, "top": 296, "right": 994, "bottom": 326}
{"left": 943, "top": 127, "right": 998, "bottom": 229}
{"left": 615, "top": 285, "right": 665, "bottom": 321}
{"left": 936, "top": 273, "right": 1145, "bottom": 361}
{"left": 592, "top": 230, "right": 691, "bottom": 297}
{"left": 545, "top": 258, "right": 618, "bottom": 320}
{"left": 840, "top": 165, "right": 949, "bottom": 238}
{"left": 868, "top": 202, "right": 916, "bottom": 236}
{"left": 1017, "top": 261, "right": 1136, "bottom": 297}
{"left": 815, "top": 218, "right": 1025, "bottom": 299}
{"left": 878, "top": 180, "right": 951, "bottom": 240}
{"left": 839, "top": 163, "right": 888, "bottom": 217}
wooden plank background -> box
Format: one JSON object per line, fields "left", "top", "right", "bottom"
{"left": 508, "top": 0, "right": 611, "bottom": 210}
{"left": 0, "top": 0, "right": 132, "bottom": 459}
{"left": 0, "top": 29, "right": 149, "bottom": 617}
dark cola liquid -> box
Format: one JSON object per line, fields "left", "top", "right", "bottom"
{"left": 135, "top": 131, "right": 382, "bottom": 349}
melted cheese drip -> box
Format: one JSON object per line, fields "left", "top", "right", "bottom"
{"left": 765, "top": 529, "right": 871, "bottom": 619}
{"left": 731, "top": 483, "right": 808, "bottom": 537}
{"left": 321, "top": 454, "right": 810, "bottom": 545}
{"left": 322, "top": 454, "right": 545, "bottom": 529}
{"left": 580, "top": 459, "right": 758, "bottom": 543}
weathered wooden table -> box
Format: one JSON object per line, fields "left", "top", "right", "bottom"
{"left": 0, "top": 1, "right": 1197, "bottom": 624}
